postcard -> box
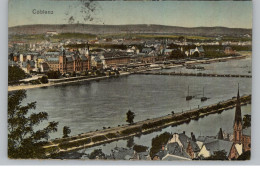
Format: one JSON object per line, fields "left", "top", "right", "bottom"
{"left": 8, "top": 0, "right": 252, "bottom": 160}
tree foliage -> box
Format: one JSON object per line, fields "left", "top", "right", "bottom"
{"left": 40, "top": 76, "right": 49, "bottom": 84}
{"left": 133, "top": 145, "right": 148, "bottom": 153}
{"left": 126, "top": 110, "right": 135, "bottom": 124}
{"left": 63, "top": 126, "right": 71, "bottom": 138}
{"left": 8, "top": 66, "right": 26, "bottom": 82}
{"left": 88, "top": 149, "right": 106, "bottom": 160}
{"left": 150, "top": 132, "right": 172, "bottom": 158}
{"left": 8, "top": 90, "right": 59, "bottom": 159}
{"left": 46, "top": 70, "right": 61, "bottom": 79}
{"left": 192, "top": 51, "right": 200, "bottom": 58}
{"left": 237, "top": 150, "right": 250, "bottom": 160}
{"left": 170, "top": 49, "right": 185, "bottom": 59}
{"left": 243, "top": 114, "right": 251, "bottom": 129}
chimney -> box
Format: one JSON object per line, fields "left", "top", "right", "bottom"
{"left": 162, "top": 145, "right": 165, "bottom": 151}
{"left": 183, "top": 131, "right": 185, "bottom": 135}
{"left": 191, "top": 132, "right": 193, "bottom": 138}
{"left": 191, "top": 133, "right": 196, "bottom": 142}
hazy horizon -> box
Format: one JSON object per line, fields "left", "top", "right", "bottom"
{"left": 8, "top": 23, "right": 252, "bottom": 30}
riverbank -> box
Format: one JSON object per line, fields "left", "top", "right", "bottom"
{"left": 8, "top": 55, "right": 249, "bottom": 92}
{"left": 43, "top": 94, "right": 251, "bottom": 156}
{"left": 8, "top": 73, "right": 130, "bottom": 92}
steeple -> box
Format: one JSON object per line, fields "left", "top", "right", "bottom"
{"left": 233, "top": 84, "right": 243, "bottom": 144}
{"left": 234, "top": 84, "right": 242, "bottom": 126}
{"left": 217, "top": 128, "right": 224, "bottom": 140}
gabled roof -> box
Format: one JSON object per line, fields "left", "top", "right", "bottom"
{"left": 197, "top": 136, "right": 217, "bottom": 144}
{"left": 111, "top": 147, "right": 134, "bottom": 160}
{"left": 166, "top": 142, "right": 191, "bottom": 159}
{"left": 235, "top": 143, "right": 243, "bottom": 155}
{"left": 154, "top": 150, "right": 167, "bottom": 160}
{"left": 196, "top": 46, "right": 205, "bottom": 52}
{"left": 178, "top": 133, "right": 200, "bottom": 152}
{"left": 203, "top": 140, "right": 233, "bottom": 156}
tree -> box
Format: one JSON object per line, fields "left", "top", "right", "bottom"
{"left": 243, "top": 114, "right": 251, "bottom": 129}
{"left": 133, "top": 145, "right": 148, "bottom": 153}
{"left": 150, "top": 132, "right": 172, "bottom": 158}
{"left": 126, "top": 137, "right": 134, "bottom": 148}
{"left": 178, "top": 36, "right": 185, "bottom": 42}
{"left": 40, "top": 76, "right": 48, "bottom": 84}
{"left": 8, "top": 90, "right": 59, "bottom": 159}
{"left": 126, "top": 110, "right": 135, "bottom": 124}
{"left": 8, "top": 66, "right": 26, "bottom": 82}
{"left": 63, "top": 126, "right": 71, "bottom": 138}
{"left": 237, "top": 150, "right": 250, "bottom": 160}
{"left": 89, "top": 149, "right": 106, "bottom": 159}
{"left": 170, "top": 49, "right": 185, "bottom": 59}
{"left": 46, "top": 70, "right": 60, "bottom": 79}
{"left": 192, "top": 51, "right": 200, "bottom": 58}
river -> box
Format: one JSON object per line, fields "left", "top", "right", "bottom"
{"left": 23, "top": 57, "right": 252, "bottom": 155}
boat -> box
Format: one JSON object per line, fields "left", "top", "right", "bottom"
{"left": 201, "top": 87, "right": 208, "bottom": 102}
{"left": 186, "top": 86, "right": 192, "bottom": 101}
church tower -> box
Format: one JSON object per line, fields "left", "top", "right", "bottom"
{"left": 233, "top": 87, "right": 243, "bottom": 144}
{"left": 85, "top": 42, "right": 91, "bottom": 70}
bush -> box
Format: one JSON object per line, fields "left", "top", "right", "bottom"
{"left": 133, "top": 145, "right": 148, "bottom": 153}
{"left": 40, "top": 76, "right": 48, "bottom": 84}
{"left": 92, "top": 135, "right": 107, "bottom": 143}
{"left": 105, "top": 133, "right": 118, "bottom": 139}
{"left": 120, "top": 127, "right": 142, "bottom": 135}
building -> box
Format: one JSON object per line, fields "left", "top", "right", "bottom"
{"left": 189, "top": 46, "right": 205, "bottom": 57}
{"left": 229, "top": 88, "right": 251, "bottom": 159}
{"left": 59, "top": 48, "right": 91, "bottom": 74}
{"left": 242, "top": 127, "right": 251, "bottom": 152}
{"left": 91, "top": 56, "right": 103, "bottom": 70}
{"left": 46, "top": 57, "right": 59, "bottom": 71}
{"left": 40, "top": 62, "right": 50, "bottom": 73}
{"left": 153, "top": 132, "right": 200, "bottom": 160}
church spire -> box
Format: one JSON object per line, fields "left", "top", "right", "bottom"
{"left": 234, "top": 84, "right": 242, "bottom": 126}
{"left": 233, "top": 84, "right": 243, "bottom": 144}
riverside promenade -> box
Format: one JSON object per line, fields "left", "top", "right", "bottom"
{"left": 43, "top": 94, "right": 251, "bottom": 156}
{"left": 134, "top": 72, "right": 252, "bottom": 78}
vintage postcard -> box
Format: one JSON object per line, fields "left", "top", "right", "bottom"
{"left": 8, "top": 0, "right": 252, "bottom": 160}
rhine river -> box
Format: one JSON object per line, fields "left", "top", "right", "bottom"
{"left": 23, "top": 57, "right": 252, "bottom": 155}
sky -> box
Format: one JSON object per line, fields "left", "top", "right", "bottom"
{"left": 8, "top": 0, "right": 252, "bottom": 28}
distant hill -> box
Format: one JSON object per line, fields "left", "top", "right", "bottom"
{"left": 8, "top": 24, "right": 252, "bottom": 37}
